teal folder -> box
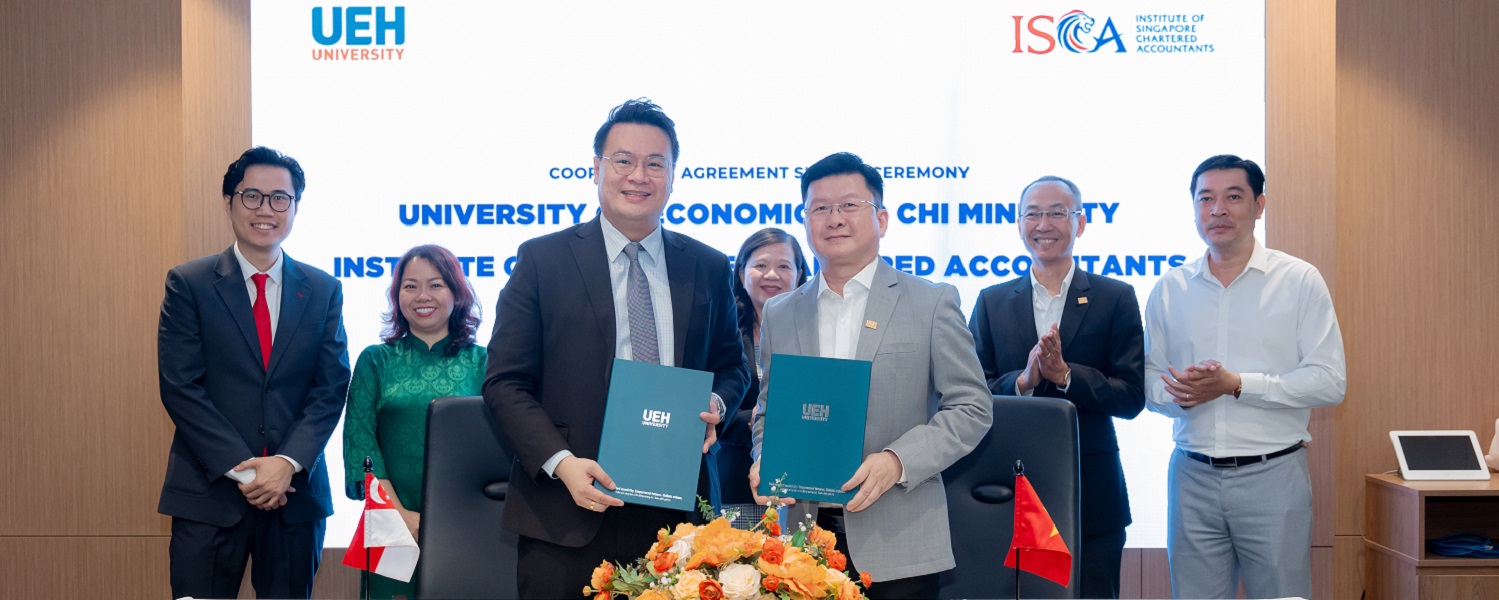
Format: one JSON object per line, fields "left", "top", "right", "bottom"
{"left": 756, "top": 354, "right": 871, "bottom": 504}
{"left": 594, "top": 358, "right": 713, "bottom": 511}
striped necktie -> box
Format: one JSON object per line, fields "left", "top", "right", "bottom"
{"left": 622, "top": 242, "right": 660, "bottom": 364}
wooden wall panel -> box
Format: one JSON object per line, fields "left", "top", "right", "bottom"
{"left": 1334, "top": 0, "right": 1499, "bottom": 536}
{"left": 0, "top": 0, "right": 183, "bottom": 537}
{"left": 0, "top": 538, "right": 172, "bottom": 598}
{"left": 182, "top": 0, "right": 250, "bottom": 260}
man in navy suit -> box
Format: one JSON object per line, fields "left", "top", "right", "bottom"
{"left": 484, "top": 99, "right": 749, "bottom": 599}
{"left": 157, "top": 146, "right": 350, "bottom": 598}
{"left": 969, "top": 175, "right": 1145, "bottom": 599}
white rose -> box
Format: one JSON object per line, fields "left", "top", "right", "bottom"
{"left": 718, "top": 563, "right": 762, "bottom": 600}
{"left": 670, "top": 569, "right": 709, "bottom": 600}
{"left": 669, "top": 534, "right": 696, "bottom": 569}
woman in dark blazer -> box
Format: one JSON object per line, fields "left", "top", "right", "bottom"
{"left": 716, "top": 227, "right": 808, "bottom": 527}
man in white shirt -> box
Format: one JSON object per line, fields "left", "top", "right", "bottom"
{"left": 749, "top": 152, "right": 992, "bottom": 599}
{"left": 1144, "top": 155, "right": 1346, "bottom": 599}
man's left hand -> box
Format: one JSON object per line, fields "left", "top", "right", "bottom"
{"left": 841, "top": 450, "right": 902, "bottom": 513}
{"left": 1038, "top": 324, "right": 1069, "bottom": 386}
{"left": 236, "top": 456, "right": 296, "bottom": 509}
{"left": 1164, "top": 361, "right": 1241, "bottom": 407}
{"left": 699, "top": 395, "right": 722, "bottom": 454}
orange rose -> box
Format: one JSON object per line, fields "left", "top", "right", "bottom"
{"left": 758, "top": 548, "right": 828, "bottom": 598}
{"left": 589, "top": 561, "right": 614, "bottom": 591}
{"left": 684, "top": 518, "right": 758, "bottom": 570}
{"left": 860, "top": 571, "right": 873, "bottom": 588}
{"left": 826, "top": 550, "right": 847, "bottom": 571}
{"left": 836, "top": 580, "right": 862, "bottom": 600}
{"left": 762, "top": 574, "right": 783, "bottom": 592}
{"left": 636, "top": 590, "right": 670, "bottom": 600}
{"left": 653, "top": 551, "right": 677, "bottom": 574}
{"left": 808, "top": 526, "right": 838, "bottom": 554}
{"left": 767, "top": 521, "right": 781, "bottom": 536}
{"left": 699, "top": 579, "right": 724, "bottom": 600}
{"left": 594, "top": 592, "right": 610, "bottom": 600}
{"left": 760, "top": 538, "right": 784, "bottom": 565}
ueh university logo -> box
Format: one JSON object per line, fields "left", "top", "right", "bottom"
{"left": 1013, "top": 10, "right": 1126, "bottom": 54}
{"left": 642, "top": 409, "right": 671, "bottom": 428}
{"left": 802, "top": 404, "right": 830, "bottom": 422}
{"left": 311, "top": 6, "right": 406, "bottom": 61}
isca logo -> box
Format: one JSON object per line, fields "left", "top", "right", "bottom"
{"left": 311, "top": 6, "right": 406, "bottom": 61}
{"left": 1012, "top": 10, "right": 1126, "bottom": 54}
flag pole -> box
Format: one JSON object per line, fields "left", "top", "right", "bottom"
{"left": 1014, "top": 460, "right": 1024, "bottom": 600}
{"left": 364, "top": 456, "right": 373, "bottom": 600}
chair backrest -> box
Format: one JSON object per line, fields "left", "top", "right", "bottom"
{"left": 417, "top": 396, "right": 519, "bottom": 600}
{"left": 939, "top": 395, "right": 1081, "bottom": 599}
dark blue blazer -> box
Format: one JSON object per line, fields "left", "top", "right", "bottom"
{"left": 483, "top": 218, "right": 749, "bottom": 547}
{"left": 157, "top": 247, "right": 351, "bottom": 527}
{"left": 969, "top": 269, "right": 1144, "bottom": 535}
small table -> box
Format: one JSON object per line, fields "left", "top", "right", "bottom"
{"left": 1363, "top": 473, "right": 1499, "bottom": 599}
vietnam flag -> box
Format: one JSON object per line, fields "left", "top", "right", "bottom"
{"left": 342, "top": 472, "right": 420, "bottom": 582}
{"left": 1002, "top": 472, "right": 1072, "bottom": 588}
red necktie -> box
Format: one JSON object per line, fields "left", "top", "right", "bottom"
{"left": 251, "top": 273, "right": 272, "bottom": 370}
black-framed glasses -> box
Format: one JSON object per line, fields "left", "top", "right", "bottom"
{"left": 806, "top": 200, "right": 879, "bottom": 219}
{"left": 597, "top": 152, "right": 672, "bottom": 178}
{"left": 1021, "top": 209, "right": 1082, "bottom": 222}
{"left": 234, "top": 189, "right": 297, "bottom": 212}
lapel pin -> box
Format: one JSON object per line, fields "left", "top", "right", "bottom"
{"left": 865, "top": 320, "right": 878, "bottom": 330}
{"left": 1077, "top": 297, "right": 1088, "bottom": 305}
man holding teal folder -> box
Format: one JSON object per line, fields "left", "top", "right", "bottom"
{"left": 483, "top": 99, "right": 749, "bottom": 599}
{"left": 749, "top": 152, "right": 992, "bottom": 599}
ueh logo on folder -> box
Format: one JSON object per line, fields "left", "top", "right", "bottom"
{"left": 641, "top": 409, "right": 671, "bottom": 428}
{"left": 802, "top": 403, "right": 831, "bottom": 422}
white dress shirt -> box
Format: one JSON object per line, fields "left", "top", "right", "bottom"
{"left": 228, "top": 243, "right": 302, "bottom": 477}
{"left": 816, "top": 258, "right": 880, "bottom": 360}
{"left": 1143, "top": 243, "right": 1346, "bottom": 456}
{"left": 1019, "top": 264, "right": 1075, "bottom": 395}
{"left": 232, "top": 243, "right": 283, "bottom": 341}
{"left": 600, "top": 215, "right": 676, "bottom": 367}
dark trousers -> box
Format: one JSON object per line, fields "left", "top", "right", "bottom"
{"left": 1078, "top": 528, "right": 1127, "bottom": 599}
{"left": 818, "top": 508, "right": 942, "bottom": 600}
{"left": 515, "top": 504, "right": 691, "bottom": 600}
{"left": 169, "top": 511, "right": 325, "bottom": 599}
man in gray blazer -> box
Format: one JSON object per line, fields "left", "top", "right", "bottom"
{"left": 750, "top": 152, "right": 992, "bottom": 599}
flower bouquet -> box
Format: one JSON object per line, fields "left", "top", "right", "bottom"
{"left": 583, "top": 495, "right": 873, "bottom": 600}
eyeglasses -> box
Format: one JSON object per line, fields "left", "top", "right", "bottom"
{"left": 598, "top": 152, "right": 672, "bottom": 178}
{"left": 1021, "top": 210, "right": 1082, "bottom": 222}
{"left": 234, "top": 189, "right": 297, "bottom": 212}
{"left": 806, "top": 200, "right": 880, "bottom": 219}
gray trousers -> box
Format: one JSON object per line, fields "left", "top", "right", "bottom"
{"left": 1166, "top": 447, "right": 1313, "bottom": 599}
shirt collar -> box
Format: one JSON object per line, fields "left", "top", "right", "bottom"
{"left": 600, "top": 214, "right": 665, "bottom": 264}
{"left": 1029, "top": 261, "right": 1076, "bottom": 299}
{"left": 1187, "top": 240, "right": 1269, "bottom": 281}
{"left": 817, "top": 256, "right": 880, "bottom": 299}
{"left": 232, "top": 242, "right": 283, "bottom": 283}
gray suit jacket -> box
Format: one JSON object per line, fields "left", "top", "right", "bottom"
{"left": 751, "top": 259, "right": 992, "bottom": 581}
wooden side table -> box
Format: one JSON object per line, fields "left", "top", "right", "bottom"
{"left": 1364, "top": 473, "right": 1499, "bottom": 599}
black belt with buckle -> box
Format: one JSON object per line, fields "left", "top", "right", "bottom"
{"left": 816, "top": 507, "right": 845, "bottom": 534}
{"left": 1181, "top": 443, "right": 1303, "bottom": 468}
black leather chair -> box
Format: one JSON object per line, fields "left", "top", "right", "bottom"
{"left": 417, "top": 396, "right": 519, "bottom": 599}
{"left": 940, "top": 395, "right": 1081, "bottom": 599}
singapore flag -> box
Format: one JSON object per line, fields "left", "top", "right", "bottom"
{"left": 342, "top": 472, "right": 419, "bottom": 582}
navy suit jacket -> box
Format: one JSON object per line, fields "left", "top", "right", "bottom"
{"left": 483, "top": 218, "right": 749, "bottom": 547}
{"left": 969, "top": 269, "right": 1144, "bottom": 535}
{"left": 157, "top": 247, "right": 351, "bottom": 527}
